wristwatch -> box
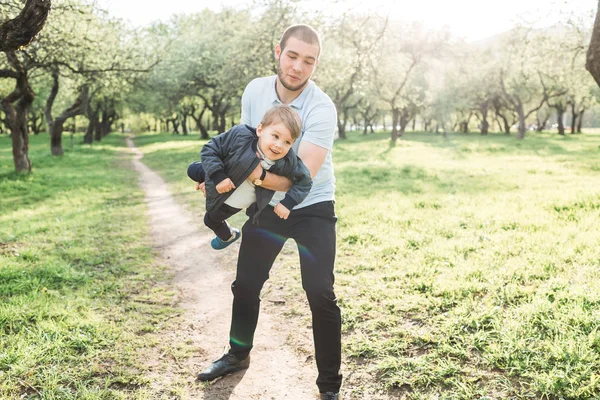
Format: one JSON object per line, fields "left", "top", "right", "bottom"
{"left": 253, "top": 168, "right": 267, "bottom": 186}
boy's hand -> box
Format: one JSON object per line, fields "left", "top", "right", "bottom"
{"left": 216, "top": 178, "right": 235, "bottom": 194}
{"left": 195, "top": 182, "right": 206, "bottom": 197}
{"left": 274, "top": 203, "right": 291, "bottom": 219}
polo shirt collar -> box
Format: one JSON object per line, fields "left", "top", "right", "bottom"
{"left": 270, "top": 75, "right": 312, "bottom": 110}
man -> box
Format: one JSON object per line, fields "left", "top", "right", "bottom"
{"left": 197, "top": 24, "right": 341, "bottom": 400}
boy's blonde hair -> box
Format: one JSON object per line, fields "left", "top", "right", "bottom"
{"left": 260, "top": 104, "right": 302, "bottom": 141}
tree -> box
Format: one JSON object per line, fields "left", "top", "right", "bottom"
{"left": 319, "top": 15, "right": 386, "bottom": 139}
{"left": 1, "top": 51, "right": 35, "bottom": 171}
{"left": 585, "top": 1, "right": 600, "bottom": 86}
{"left": 0, "top": 0, "right": 51, "bottom": 52}
{"left": 497, "top": 28, "right": 568, "bottom": 139}
{"left": 374, "top": 23, "right": 447, "bottom": 144}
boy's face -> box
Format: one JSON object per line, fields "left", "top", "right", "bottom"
{"left": 256, "top": 122, "right": 295, "bottom": 161}
{"left": 275, "top": 37, "right": 319, "bottom": 92}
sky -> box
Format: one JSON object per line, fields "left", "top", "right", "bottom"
{"left": 95, "top": 0, "right": 596, "bottom": 42}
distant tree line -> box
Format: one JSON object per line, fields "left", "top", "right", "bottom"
{"left": 1, "top": 0, "right": 598, "bottom": 173}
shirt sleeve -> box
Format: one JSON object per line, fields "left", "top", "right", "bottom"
{"left": 301, "top": 101, "right": 337, "bottom": 151}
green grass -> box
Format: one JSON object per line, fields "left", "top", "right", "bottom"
{"left": 136, "top": 129, "right": 600, "bottom": 399}
{"left": 0, "top": 132, "right": 176, "bottom": 399}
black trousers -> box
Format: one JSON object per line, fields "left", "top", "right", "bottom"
{"left": 228, "top": 201, "right": 342, "bottom": 393}
{"left": 204, "top": 203, "right": 241, "bottom": 240}
{"left": 188, "top": 161, "right": 241, "bottom": 240}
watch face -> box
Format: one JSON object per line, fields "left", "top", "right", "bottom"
{"left": 254, "top": 179, "right": 262, "bottom": 186}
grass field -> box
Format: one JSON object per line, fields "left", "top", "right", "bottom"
{"left": 0, "top": 133, "right": 177, "bottom": 399}
{"left": 136, "top": 129, "right": 600, "bottom": 399}
{"left": 2, "top": 129, "right": 600, "bottom": 399}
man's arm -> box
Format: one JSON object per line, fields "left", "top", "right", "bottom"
{"left": 248, "top": 101, "right": 335, "bottom": 190}
{"left": 247, "top": 141, "right": 327, "bottom": 191}
{"left": 297, "top": 141, "right": 328, "bottom": 179}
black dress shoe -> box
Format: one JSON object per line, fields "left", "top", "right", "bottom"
{"left": 197, "top": 353, "right": 250, "bottom": 382}
{"left": 320, "top": 392, "right": 340, "bottom": 400}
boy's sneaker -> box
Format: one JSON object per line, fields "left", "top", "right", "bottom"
{"left": 211, "top": 228, "right": 241, "bottom": 250}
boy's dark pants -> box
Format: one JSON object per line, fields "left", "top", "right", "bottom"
{"left": 228, "top": 201, "right": 342, "bottom": 393}
{"left": 187, "top": 161, "right": 206, "bottom": 183}
{"left": 205, "top": 204, "right": 241, "bottom": 240}
{"left": 188, "top": 162, "right": 241, "bottom": 240}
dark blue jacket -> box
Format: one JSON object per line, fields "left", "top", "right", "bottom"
{"left": 200, "top": 124, "right": 312, "bottom": 218}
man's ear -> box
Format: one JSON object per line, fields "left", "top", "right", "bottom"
{"left": 274, "top": 44, "right": 282, "bottom": 60}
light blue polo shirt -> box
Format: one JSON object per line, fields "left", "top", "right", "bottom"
{"left": 240, "top": 75, "right": 337, "bottom": 209}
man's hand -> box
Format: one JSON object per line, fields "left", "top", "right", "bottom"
{"left": 196, "top": 182, "right": 206, "bottom": 197}
{"left": 274, "top": 203, "right": 291, "bottom": 219}
{"left": 216, "top": 178, "right": 236, "bottom": 194}
{"left": 248, "top": 163, "right": 263, "bottom": 181}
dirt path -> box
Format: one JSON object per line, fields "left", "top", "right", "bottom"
{"left": 127, "top": 138, "right": 321, "bottom": 399}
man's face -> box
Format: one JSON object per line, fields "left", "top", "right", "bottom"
{"left": 256, "top": 122, "right": 295, "bottom": 161}
{"left": 275, "top": 37, "right": 319, "bottom": 92}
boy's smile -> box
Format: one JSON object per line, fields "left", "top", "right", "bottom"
{"left": 256, "top": 122, "right": 295, "bottom": 161}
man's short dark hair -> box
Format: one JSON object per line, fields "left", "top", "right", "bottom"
{"left": 279, "top": 24, "right": 321, "bottom": 59}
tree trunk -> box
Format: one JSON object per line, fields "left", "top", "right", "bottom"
{"left": 0, "top": 0, "right": 52, "bottom": 52}
{"left": 218, "top": 111, "right": 227, "bottom": 133}
{"left": 44, "top": 69, "right": 59, "bottom": 134}
{"left": 50, "top": 120, "right": 65, "bottom": 155}
{"left": 94, "top": 118, "right": 102, "bottom": 142}
{"left": 337, "top": 119, "right": 347, "bottom": 139}
{"left": 101, "top": 112, "right": 115, "bottom": 138}
{"left": 391, "top": 108, "right": 399, "bottom": 144}
{"left": 84, "top": 101, "right": 98, "bottom": 145}
{"left": 337, "top": 107, "right": 347, "bottom": 139}
{"left": 47, "top": 84, "right": 87, "bottom": 155}
{"left": 516, "top": 102, "right": 526, "bottom": 139}
{"left": 556, "top": 107, "right": 565, "bottom": 136}
{"left": 536, "top": 113, "right": 549, "bottom": 132}
{"left": 29, "top": 111, "right": 43, "bottom": 134}
{"left": 170, "top": 118, "right": 179, "bottom": 134}
{"left": 193, "top": 106, "right": 209, "bottom": 139}
{"left": 399, "top": 108, "right": 411, "bottom": 135}
{"left": 570, "top": 103, "right": 577, "bottom": 134}
{"left": 479, "top": 103, "right": 489, "bottom": 135}
{"left": 182, "top": 114, "right": 188, "bottom": 136}
{"left": 577, "top": 109, "right": 585, "bottom": 133}
{"left": 480, "top": 119, "right": 489, "bottom": 135}
{"left": 211, "top": 113, "right": 219, "bottom": 131}
{"left": 2, "top": 53, "right": 34, "bottom": 172}
{"left": 586, "top": 2, "right": 600, "bottom": 87}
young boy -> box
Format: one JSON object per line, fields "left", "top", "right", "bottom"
{"left": 187, "top": 104, "right": 312, "bottom": 250}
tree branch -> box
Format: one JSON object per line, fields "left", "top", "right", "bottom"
{"left": 0, "top": 69, "right": 19, "bottom": 79}
{"left": 0, "top": 0, "right": 52, "bottom": 52}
